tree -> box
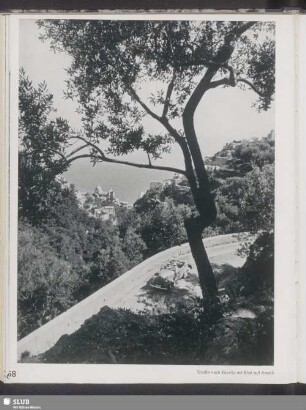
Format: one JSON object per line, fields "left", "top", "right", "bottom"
{"left": 38, "top": 20, "right": 275, "bottom": 303}
{"left": 239, "top": 164, "right": 274, "bottom": 235}
{"left": 227, "top": 137, "right": 274, "bottom": 174}
{"left": 19, "top": 69, "right": 71, "bottom": 223}
{"left": 137, "top": 198, "right": 187, "bottom": 256}
{"left": 18, "top": 221, "right": 83, "bottom": 338}
{"left": 226, "top": 164, "right": 274, "bottom": 294}
{"left": 121, "top": 227, "right": 147, "bottom": 266}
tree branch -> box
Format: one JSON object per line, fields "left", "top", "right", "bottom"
{"left": 237, "top": 78, "right": 269, "bottom": 98}
{"left": 126, "top": 84, "right": 192, "bottom": 169}
{"left": 232, "top": 21, "right": 257, "bottom": 36}
{"left": 126, "top": 85, "right": 162, "bottom": 123}
{"left": 70, "top": 135, "right": 105, "bottom": 159}
{"left": 174, "top": 23, "right": 256, "bottom": 70}
{"left": 124, "top": 82, "right": 198, "bottom": 194}
{"left": 208, "top": 74, "right": 270, "bottom": 99}
{"left": 67, "top": 143, "right": 89, "bottom": 158}
{"left": 47, "top": 148, "right": 70, "bottom": 163}
{"left": 66, "top": 154, "right": 96, "bottom": 165}
{"left": 70, "top": 133, "right": 186, "bottom": 175}
{"left": 126, "top": 84, "right": 196, "bottom": 186}
{"left": 181, "top": 23, "right": 257, "bottom": 219}
{"left": 182, "top": 21, "right": 257, "bottom": 164}
{"left": 162, "top": 69, "right": 176, "bottom": 118}
{"left": 209, "top": 64, "right": 236, "bottom": 89}
{"left": 208, "top": 78, "right": 231, "bottom": 89}
{"left": 96, "top": 155, "right": 187, "bottom": 175}
{"left": 175, "top": 58, "right": 226, "bottom": 69}
{"left": 147, "top": 152, "right": 152, "bottom": 166}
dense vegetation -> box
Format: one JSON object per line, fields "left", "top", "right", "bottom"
{"left": 18, "top": 71, "right": 274, "bottom": 365}
{"left": 38, "top": 20, "right": 274, "bottom": 302}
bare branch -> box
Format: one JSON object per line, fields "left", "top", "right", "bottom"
{"left": 232, "top": 21, "right": 257, "bottom": 36}
{"left": 147, "top": 152, "right": 152, "bottom": 166}
{"left": 47, "top": 148, "right": 69, "bottom": 162}
{"left": 126, "top": 85, "right": 162, "bottom": 122}
{"left": 66, "top": 154, "right": 97, "bottom": 165}
{"left": 70, "top": 135, "right": 105, "bottom": 159}
{"left": 208, "top": 78, "right": 231, "bottom": 89}
{"left": 67, "top": 144, "right": 89, "bottom": 158}
{"left": 208, "top": 70, "right": 270, "bottom": 99}
{"left": 99, "top": 155, "right": 187, "bottom": 175}
{"left": 70, "top": 133, "right": 186, "bottom": 175}
{"left": 175, "top": 59, "right": 226, "bottom": 69}
{"left": 126, "top": 84, "right": 192, "bottom": 179}
{"left": 209, "top": 65, "right": 237, "bottom": 89}
{"left": 237, "top": 78, "right": 269, "bottom": 98}
{"left": 162, "top": 69, "right": 176, "bottom": 118}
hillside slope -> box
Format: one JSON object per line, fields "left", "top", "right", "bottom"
{"left": 18, "top": 234, "right": 244, "bottom": 360}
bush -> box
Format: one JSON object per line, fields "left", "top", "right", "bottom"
{"left": 40, "top": 303, "right": 216, "bottom": 364}
{"left": 18, "top": 222, "right": 84, "bottom": 338}
{"left": 239, "top": 232, "right": 274, "bottom": 296}
{"left": 38, "top": 297, "right": 273, "bottom": 365}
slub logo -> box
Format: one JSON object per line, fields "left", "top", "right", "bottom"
{"left": 3, "top": 398, "right": 11, "bottom": 406}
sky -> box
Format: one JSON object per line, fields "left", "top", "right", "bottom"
{"left": 19, "top": 19, "right": 275, "bottom": 204}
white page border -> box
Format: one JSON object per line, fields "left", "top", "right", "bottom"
{"left": 5, "top": 12, "right": 297, "bottom": 384}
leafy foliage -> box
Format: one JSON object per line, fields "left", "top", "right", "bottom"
{"left": 239, "top": 232, "right": 274, "bottom": 295}
{"left": 18, "top": 17, "right": 276, "bottom": 363}
{"left": 219, "top": 136, "right": 275, "bottom": 173}
{"left": 18, "top": 183, "right": 147, "bottom": 337}
{"left": 36, "top": 19, "right": 275, "bottom": 301}
{"left": 39, "top": 297, "right": 273, "bottom": 365}
{"left": 40, "top": 303, "right": 215, "bottom": 364}
{"left": 239, "top": 164, "right": 274, "bottom": 234}
{"left": 18, "top": 221, "right": 83, "bottom": 339}
{"left": 19, "top": 69, "right": 70, "bottom": 223}
{"left": 134, "top": 195, "right": 188, "bottom": 256}
{"left": 38, "top": 20, "right": 275, "bottom": 158}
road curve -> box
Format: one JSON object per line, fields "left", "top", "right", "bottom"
{"left": 18, "top": 233, "right": 245, "bottom": 360}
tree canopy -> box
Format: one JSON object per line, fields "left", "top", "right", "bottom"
{"left": 38, "top": 20, "right": 274, "bottom": 169}
{"left": 37, "top": 19, "right": 275, "bottom": 301}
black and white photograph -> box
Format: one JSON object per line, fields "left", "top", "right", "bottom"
{"left": 16, "top": 18, "right": 275, "bottom": 367}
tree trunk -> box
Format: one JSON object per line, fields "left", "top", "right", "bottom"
{"left": 185, "top": 216, "right": 218, "bottom": 303}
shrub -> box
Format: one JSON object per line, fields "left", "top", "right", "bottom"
{"left": 18, "top": 222, "right": 84, "bottom": 338}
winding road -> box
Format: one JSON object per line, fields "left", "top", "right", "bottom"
{"left": 18, "top": 234, "right": 246, "bottom": 359}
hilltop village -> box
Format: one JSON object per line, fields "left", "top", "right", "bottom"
{"left": 75, "top": 186, "right": 130, "bottom": 226}
{"left": 73, "top": 130, "right": 275, "bottom": 226}
{"left": 75, "top": 172, "right": 190, "bottom": 226}
{"left": 19, "top": 129, "right": 275, "bottom": 350}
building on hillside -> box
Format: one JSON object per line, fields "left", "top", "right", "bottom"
{"left": 147, "top": 173, "right": 191, "bottom": 196}
{"left": 171, "top": 173, "right": 187, "bottom": 186}
{"left": 150, "top": 181, "right": 163, "bottom": 190}
{"left": 75, "top": 191, "right": 87, "bottom": 207}
{"left": 81, "top": 184, "right": 130, "bottom": 225}
{"left": 93, "top": 184, "right": 105, "bottom": 197}
{"left": 162, "top": 179, "right": 172, "bottom": 188}
{"left": 205, "top": 156, "right": 228, "bottom": 171}
{"left": 92, "top": 205, "right": 117, "bottom": 225}
{"left": 119, "top": 201, "right": 129, "bottom": 208}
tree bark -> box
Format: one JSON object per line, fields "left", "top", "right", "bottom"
{"left": 182, "top": 120, "right": 218, "bottom": 302}
{"left": 185, "top": 216, "right": 218, "bottom": 303}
